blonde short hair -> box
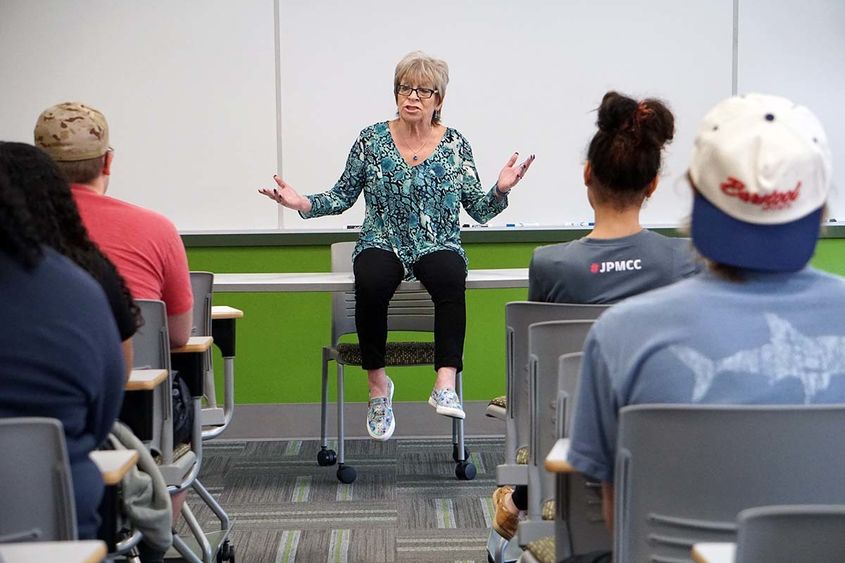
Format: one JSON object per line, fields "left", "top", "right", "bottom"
{"left": 393, "top": 51, "right": 449, "bottom": 124}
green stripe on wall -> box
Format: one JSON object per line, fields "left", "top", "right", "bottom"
{"left": 187, "top": 239, "right": 845, "bottom": 405}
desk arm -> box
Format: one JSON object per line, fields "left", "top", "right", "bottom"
{"left": 544, "top": 438, "right": 576, "bottom": 473}
{"left": 691, "top": 542, "right": 736, "bottom": 563}
{"left": 125, "top": 369, "right": 168, "bottom": 391}
{"left": 171, "top": 336, "right": 213, "bottom": 354}
{"left": 90, "top": 450, "right": 139, "bottom": 485}
{"left": 211, "top": 307, "right": 242, "bottom": 357}
{"left": 211, "top": 305, "right": 244, "bottom": 320}
{"left": 171, "top": 336, "right": 213, "bottom": 397}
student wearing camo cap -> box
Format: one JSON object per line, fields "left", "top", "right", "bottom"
{"left": 34, "top": 102, "right": 193, "bottom": 347}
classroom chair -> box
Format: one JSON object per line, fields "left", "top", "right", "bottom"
{"left": 522, "top": 321, "right": 613, "bottom": 558}
{"left": 614, "top": 404, "right": 845, "bottom": 562}
{"left": 494, "top": 319, "right": 612, "bottom": 563}
{"left": 190, "top": 271, "right": 237, "bottom": 440}
{"left": 734, "top": 504, "right": 845, "bottom": 563}
{"left": 516, "top": 351, "right": 610, "bottom": 563}
{"left": 130, "top": 299, "right": 234, "bottom": 563}
{"left": 190, "top": 271, "right": 217, "bottom": 414}
{"left": 0, "top": 417, "right": 77, "bottom": 542}
{"left": 497, "top": 303, "right": 610, "bottom": 488}
{"left": 543, "top": 405, "right": 845, "bottom": 563}
{"left": 318, "top": 241, "right": 474, "bottom": 484}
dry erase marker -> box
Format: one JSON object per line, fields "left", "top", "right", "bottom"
{"left": 346, "top": 224, "right": 362, "bottom": 229}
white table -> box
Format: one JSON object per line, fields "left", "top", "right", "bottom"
{"left": 0, "top": 540, "right": 106, "bottom": 563}
{"left": 213, "top": 268, "right": 529, "bottom": 293}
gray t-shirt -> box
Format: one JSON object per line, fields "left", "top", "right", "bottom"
{"left": 528, "top": 230, "right": 701, "bottom": 304}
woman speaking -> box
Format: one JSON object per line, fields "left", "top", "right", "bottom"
{"left": 260, "top": 51, "right": 533, "bottom": 441}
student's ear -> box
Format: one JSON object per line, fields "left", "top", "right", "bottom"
{"left": 583, "top": 161, "right": 593, "bottom": 187}
{"left": 644, "top": 175, "right": 658, "bottom": 198}
{"left": 102, "top": 149, "right": 114, "bottom": 176}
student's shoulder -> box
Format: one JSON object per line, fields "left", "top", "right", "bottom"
{"left": 640, "top": 229, "right": 692, "bottom": 249}
{"left": 106, "top": 196, "right": 179, "bottom": 232}
{"left": 40, "top": 249, "right": 111, "bottom": 308}
{"left": 532, "top": 240, "right": 576, "bottom": 262}
{"left": 803, "top": 267, "right": 845, "bottom": 291}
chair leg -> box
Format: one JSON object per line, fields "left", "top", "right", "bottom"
{"left": 335, "top": 363, "right": 357, "bottom": 484}
{"left": 317, "top": 349, "right": 338, "bottom": 468}
{"left": 455, "top": 370, "right": 465, "bottom": 462}
{"left": 320, "top": 349, "right": 330, "bottom": 447}
{"left": 337, "top": 363, "right": 345, "bottom": 465}
{"left": 453, "top": 370, "right": 475, "bottom": 480}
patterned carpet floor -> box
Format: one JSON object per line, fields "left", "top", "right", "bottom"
{"left": 180, "top": 436, "right": 505, "bottom": 562}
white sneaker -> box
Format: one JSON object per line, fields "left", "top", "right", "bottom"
{"left": 428, "top": 387, "right": 465, "bottom": 419}
{"left": 366, "top": 377, "right": 395, "bottom": 440}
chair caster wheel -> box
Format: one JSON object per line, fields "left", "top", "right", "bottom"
{"left": 452, "top": 444, "right": 470, "bottom": 462}
{"left": 337, "top": 463, "right": 357, "bottom": 484}
{"left": 317, "top": 448, "right": 337, "bottom": 466}
{"left": 217, "top": 539, "right": 235, "bottom": 562}
{"left": 455, "top": 461, "right": 477, "bottom": 480}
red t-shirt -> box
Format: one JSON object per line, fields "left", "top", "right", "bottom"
{"left": 72, "top": 184, "right": 193, "bottom": 316}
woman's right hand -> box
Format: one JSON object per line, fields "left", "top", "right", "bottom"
{"left": 258, "top": 175, "right": 312, "bottom": 213}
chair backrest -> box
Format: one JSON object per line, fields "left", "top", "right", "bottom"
{"left": 526, "top": 321, "right": 595, "bottom": 521}
{"left": 735, "top": 504, "right": 845, "bottom": 563}
{"left": 0, "top": 417, "right": 77, "bottom": 541}
{"left": 130, "top": 300, "right": 173, "bottom": 457}
{"left": 504, "top": 302, "right": 609, "bottom": 461}
{"left": 556, "top": 352, "right": 583, "bottom": 438}
{"left": 189, "top": 271, "right": 214, "bottom": 393}
{"left": 615, "top": 405, "right": 845, "bottom": 562}
{"left": 190, "top": 271, "right": 214, "bottom": 337}
{"left": 133, "top": 299, "right": 171, "bottom": 373}
{"left": 329, "top": 241, "right": 434, "bottom": 345}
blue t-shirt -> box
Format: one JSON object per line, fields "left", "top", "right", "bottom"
{"left": 0, "top": 248, "right": 125, "bottom": 539}
{"left": 302, "top": 122, "right": 507, "bottom": 278}
{"left": 568, "top": 267, "right": 845, "bottom": 483}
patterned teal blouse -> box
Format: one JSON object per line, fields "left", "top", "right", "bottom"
{"left": 302, "top": 122, "right": 508, "bottom": 279}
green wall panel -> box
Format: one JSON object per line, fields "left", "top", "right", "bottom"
{"left": 187, "top": 238, "right": 844, "bottom": 405}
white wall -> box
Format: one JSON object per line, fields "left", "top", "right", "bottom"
{"left": 1, "top": 0, "right": 841, "bottom": 230}
{"left": 0, "top": 0, "right": 279, "bottom": 231}
{"left": 278, "top": 0, "right": 733, "bottom": 230}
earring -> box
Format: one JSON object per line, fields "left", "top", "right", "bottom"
{"left": 433, "top": 109, "right": 441, "bottom": 122}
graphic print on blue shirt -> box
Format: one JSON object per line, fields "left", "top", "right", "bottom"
{"left": 671, "top": 313, "right": 845, "bottom": 403}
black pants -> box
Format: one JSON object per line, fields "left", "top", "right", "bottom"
{"left": 353, "top": 248, "right": 467, "bottom": 372}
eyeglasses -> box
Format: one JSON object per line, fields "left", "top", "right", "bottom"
{"left": 396, "top": 84, "right": 438, "bottom": 99}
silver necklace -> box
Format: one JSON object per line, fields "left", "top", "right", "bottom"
{"left": 401, "top": 130, "right": 430, "bottom": 161}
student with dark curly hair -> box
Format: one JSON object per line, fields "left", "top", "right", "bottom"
{"left": 0, "top": 164, "right": 125, "bottom": 540}
{"left": 0, "top": 142, "right": 141, "bottom": 376}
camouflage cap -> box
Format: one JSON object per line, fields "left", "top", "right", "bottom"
{"left": 34, "top": 102, "right": 109, "bottom": 162}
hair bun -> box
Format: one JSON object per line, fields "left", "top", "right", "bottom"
{"left": 587, "top": 91, "right": 676, "bottom": 195}
{"left": 596, "top": 91, "right": 638, "bottom": 134}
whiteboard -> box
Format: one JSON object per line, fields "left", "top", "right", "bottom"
{"left": 0, "top": 0, "right": 279, "bottom": 231}
{"left": 737, "top": 0, "right": 845, "bottom": 221}
{"left": 278, "top": 0, "right": 734, "bottom": 230}
{"left": 2, "top": 1, "right": 840, "bottom": 231}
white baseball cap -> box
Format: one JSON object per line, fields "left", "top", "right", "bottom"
{"left": 689, "top": 93, "right": 832, "bottom": 272}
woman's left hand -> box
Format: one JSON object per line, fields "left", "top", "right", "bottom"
{"left": 496, "top": 152, "right": 536, "bottom": 194}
